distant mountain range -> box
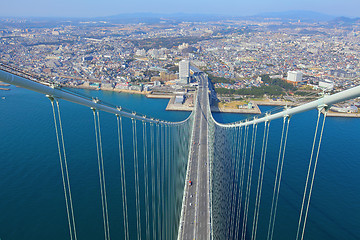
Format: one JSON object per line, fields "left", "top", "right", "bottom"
{"left": 329, "top": 16, "right": 360, "bottom": 26}
{"left": 253, "top": 10, "right": 334, "bottom": 21}
{"left": 99, "top": 12, "right": 226, "bottom": 23}
{"left": 98, "top": 11, "right": 359, "bottom": 24}
{"left": 1, "top": 11, "right": 359, "bottom": 26}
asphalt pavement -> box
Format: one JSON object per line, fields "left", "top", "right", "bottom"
{"left": 178, "top": 75, "right": 210, "bottom": 240}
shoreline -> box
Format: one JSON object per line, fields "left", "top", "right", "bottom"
{"left": 252, "top": 100, "right": 298, "bottom": 106}
{"left": 327, "top": 111, "right": 360, "bottom": 118}
{"left": 146, "top": 94, "right": 173, "bottom": 99}
{"left": 69, "top": 85, "right": 149, "bottom": 95}
{"left": 63, "top": 85, "right": 360, "bottom": 118}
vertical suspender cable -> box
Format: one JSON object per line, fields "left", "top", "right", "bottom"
{"left": 174, "top": 125, "right": 179, "bottom": 239}
{"left": 228, "top": 126, "right": 237, "bottom": 239}
{"left": 92, "top": 109, "right": 110, "bottom": 240}
{"left": 156, "top": 124, "right": 161, "bottom": 239}
{"left": 301, "top": 111, "right": 327, "bottom": 240}
{"left": 267, "top": 116, "right": 290, "bottom": 240}
{"left": 271, "top": 117, "right": 290, "bottom": 240}
{"left": 227, "top": 126, "right": 238, "bottom": 239}
{"left": 167, "top": 125, "right": 170, "bottom": 240}
{"left": 235, "top": 126, "right": 244, "bottom": 237}
{"left": 251, "top": 121, "right": 268, "bottom": 240}
{"left": 150, "top": 123, "right": 157, "bottom": 240}
{"left": 56, "top": 100, "right": 78, "bottom": 240}
{"left": 164, "top": 124, "right": 168, "bottom": 240}
{"left": 132, "top": 119, "right": 142, "bottom": 240}
{"left": 173, "top": 124, "right": 177, "bottom": 239}
{"left": 229, "top": 126, "right": 243, "bottom": 240}
{"left": 295, "top": 110, "right": 321, "bottom": 240}
{"left": 251, "top": 120, "right": 271, "bottom": 240}
{"left": 241, "top": 123, "right": 258, "bottom": 240}
{"left": 297, "top": 109, "right": 327, "bottom": 240}
{"left": 267, "top": 117, "right": 286, "bottom": 240}
{"left": 97, "top": 110, "right": 111, "bottom": 240}
{"left": 167, "top": 125, "right": 172, "bottom": 239}
{"left": 142, "top": 121, "right": 150, "bottom": 240}
{"left": 235, "top": 124, "right": 249, "bottom": 239}
{"left": 116, "top": 115, "right": 129, "bottom": 240}
{"left": 49, "top": 98, "right": 77, "bottom": 240}
{"left": 168, "top": 125, "right": 171, "bottom": 239}
{"left": 171, "top": 125, "right": 175, "bottom": 239}
{"left": 161, "top": 124, "right": 165, "bottom": 240}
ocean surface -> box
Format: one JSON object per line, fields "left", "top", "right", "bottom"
{"left": 0, "top": 86, "right": 359, "bottom": 239}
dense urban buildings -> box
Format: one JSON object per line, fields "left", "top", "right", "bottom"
{"left": 0, "top": 15, "right": 360, "bottom": 110}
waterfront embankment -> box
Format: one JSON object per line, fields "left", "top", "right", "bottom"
{"left": 0, "top": 81, "right": 10, "bottom": 90}
{"left": 64, "top": 85, "right": 360, "bottom": 118}
{"left": 327, "top": 111, "right": 360, "bottom": 118}
{"left": 69, "top": 85, "right": 149, "bottom": 95}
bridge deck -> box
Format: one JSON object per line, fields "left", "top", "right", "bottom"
{"left": 178, "top": 76, "right": 210, "bottom": 240}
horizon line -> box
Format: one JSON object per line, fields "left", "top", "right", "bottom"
{"left": 0, "top": 10, "right": 358, "bottom": 20}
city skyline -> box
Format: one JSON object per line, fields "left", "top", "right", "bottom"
{"left": 1, "top": 0, "right": 360, "bottom": 18}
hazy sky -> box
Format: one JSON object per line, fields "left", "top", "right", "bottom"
{"left": 1, "top": 0, "right": 359, "bottom": 18}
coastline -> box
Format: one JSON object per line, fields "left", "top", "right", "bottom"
{"left": 146, "top": 94, "right": 173, "bottom": 99}
{"left": 68, "top": 85, "right": 149, "bottom": 95}
{"left": 63, "top": 85, "right": 360, "bottom": 118}
{"left": 252, "top": 100, "right": 298, "bottom": 106}
{"left": 327, "top": 111, "right": 360, "bottom": 118}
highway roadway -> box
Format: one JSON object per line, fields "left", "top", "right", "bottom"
{"left": 178, "top": 74, "right": 210, "bottom": 240}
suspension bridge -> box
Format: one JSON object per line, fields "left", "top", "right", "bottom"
{"left": 1, "top": 61, "right": 360, "bottom": 240}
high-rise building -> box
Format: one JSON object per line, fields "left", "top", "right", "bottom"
{"left": 287, "top": 71, "right": 303, "bottom": 82}
{"left": 319, "top": 79, "right": 334, "bottom": 90}
{"left": 179, "top": 60, "right": 190, "bottom": 84}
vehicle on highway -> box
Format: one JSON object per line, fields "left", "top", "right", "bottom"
{"left": 189, "top": 180, "right": 192, "bottom": 186}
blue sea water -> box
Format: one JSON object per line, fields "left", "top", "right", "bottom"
{"left": 0, "top": 86, "right": 359, "bottom": 239}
